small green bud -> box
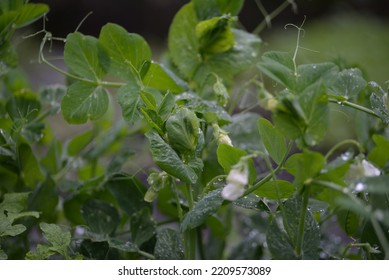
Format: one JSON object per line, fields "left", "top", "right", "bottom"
{"left": 166, "top": 107, "right": 200, "bottom": 154}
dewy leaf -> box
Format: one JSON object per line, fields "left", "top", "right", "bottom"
{"left": 181, "top": 189, "right": 224, "bottom": 231}
{"left": 258, "top": 118, "right": 287, "bottom": 165}
{"left": 106, "top": 173, "right": 148, "bottom": 217}
{"left": 61, "top": 82, "right": 109, "bottom": 124}
{"left": 267, "top": 195, "right": 320, "bottom": 259}
{"left": 216, "top": 143, "right": 246, "bottom": 173}
{"left": 99, "top": 23, "right": 151, "bottom": 80}
{"left": 81, "top": 199, "right": 120, "bottom": 235}
{"left": 130, "top": 208, "right": 156, "bottom": 246}
{"left": 154, "top": 228, "right": 184, "bottom": 260}
{"left": 146, "top": 130, "right": 198, "bottom": 184}
{"left": 328, "top": 68, "right": 366, "bottom": 99}
{"left": 168, "top": 3, "right": 200, "bottom": 79}
{"left": 117, "top": 78, "right": 143, "bottom": 124}
{"left": 67, "top": 130, "right": 94, "bottom": 157}
{"left": 368, "top": 82, "right": 389, "bottom": 125}
{"left": 296, "top": 63, "right": 338, "bottom": 93}
{"left": 64, "top": 32, "right": 109, "bottom": 81}
{"left": 39, "top": 223, "right": 71, "bottom": 258}
{"left": 258, "top": 51, "right": 296, "bottom": 90}
{"left": 0, "top": 192, "right": 39, "bottom": 238}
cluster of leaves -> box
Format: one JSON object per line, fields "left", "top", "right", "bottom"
{"left": 1, "top": 0, "right": 389, "bottom": 260}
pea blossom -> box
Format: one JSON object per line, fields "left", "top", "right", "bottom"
{"left": 222, "top": 165, "right": 249, "bottom": 201}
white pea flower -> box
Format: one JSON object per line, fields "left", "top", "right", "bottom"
{"left": 347, "top": 159, "right": 381, "bottom": 181}
{"left": 222, "top": 166, "right": 248, "bottom": 201}
{"left": 212, "top": 123, "right": 233, "bottom": 146}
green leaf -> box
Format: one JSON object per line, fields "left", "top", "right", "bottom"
{"left": 40, "top": 85, "right": 66, "bottom": 115}
{"left": 225, "top": 112, "right": 262, "bottom": 151}
{"left": 233, "top": 194, "right": 270, "bottom": 212}
{"left": 64, "top": 32, "right": 108, "bottom": 81}
{"left": 67, "top": 130, "right": 94, "bottom": 156}
{"left": 0, "top": 247, "right": 7, "bottom": 260}
{"left": 28, "top": 179, "right": 58, "bottom": 222}
{"left": 0, "top": 192, "right": 39, "bottom": 238}
{"left": 359, "top": 175, "right": 389, "bottom": 194}
{"left": 39, "top": 223, "right": 71, "bottom": 258}
{"left": 254, "top": 180, "right": 296, "bottom": 199}
{"left": 154, "top": 228, "right": 184, "bottom": 260}
{"left": 142, "top": 62, "right": 183, "bottom": 93}
{"left": 181, "top": 189, "right": 224, "bottom": 231}
{"left": 216, "top": 144, "right": 246, "bottom": 173}
{"left": 157, "top": 92, "right": 175, "bottom": 121}
{"left": 368, "top": 135, "right": 389, "bottom": 168}
{"left": 296, "top": 63, "right": 338, "bottom": 93}
{"left": 117, "top": 79, "right": 142, "bottom": 124}
{"left": 329, "top": 68, "right": 367, "bottom": 99}
{"left": 14, "top": 3, "right": 49, "bottom": 28}
{"left": 130, "top": 208, "right": 156, "bottom": 246}
{"left": 258, "top": 118, "right": 287, "bottom": 164}
{"left": 368, "top": 82, "right": 389, "bottom": 125}
{"left": 217, "top": 0, "right": 245, "bottom": 15}
{"left": 274, "top": 83, "right": 329, "bottom": 147}
{"left": 99, "top": 23, "right": 151, "bottom": 79}
{"left": 168, "top": 3, "right": 200, "bottom": 79}
{"left": 146, "top": 130, "right": 198, "bottom": 184}
{"left": 285, "top": 150, "right": 325, "bottom": 186}
{"left": 81, "top": 199, "right": 120, "bottom": 235}
{"left": 6, "top": 90, "right": 41, "bottom": 122}
{"left": 108, "top": 239, "right": 139, "bottom": 253}
{"left": 258, "top": 51, "right": 296, "bottom": 90}
{"left": 106, "top": 174, "right": 148, "bottom": 217}
{"left": 61, "top": 82, "right": 109, "bottom": 124}
{"left": 17, "top": 142, "right": 44, "bottom": 188}
{"left": 267, "top": 195, "right": 321, "bottom": 259}
{"left": 337, "top": 209, "right": 360, "bottom": 236}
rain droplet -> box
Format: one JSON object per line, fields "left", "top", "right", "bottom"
{"left": 355, "top": 182, "right": 366, "bottom": 192}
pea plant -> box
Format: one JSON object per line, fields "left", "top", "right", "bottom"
{"left": 1, "top": 0, "right": 389, "bottom": 260}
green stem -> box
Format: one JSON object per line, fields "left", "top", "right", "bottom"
{"left": 324, "top": 139, "right": 364, "bottom": 161}
{"left": 370, "top": 217, "right": 389, "bottom": 260}
{"left": 138, "top": 250, "right": 156, "bottom": 260}
{"left": 243, "top": 142, "right": 292, "bottom": 196}
{"left": 184, "top": 184, "right": 196, "bottom": 260}
{"left": 329, "top": 98, "right": 381, "bottom": 119}
{"left": 295, "top": 185, "right": 310, "bottom": 257}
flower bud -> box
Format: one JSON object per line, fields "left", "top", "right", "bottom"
{"left": 222, "top": 164, "right": 249, "bottom": 201}
{"left": 166, "top": 108, "right": 200, "bottom": 154}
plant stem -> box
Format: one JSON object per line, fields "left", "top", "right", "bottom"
{"left": 184, "top": 184, "right": 196, "bottom": 259}
{"left": 138, "top": 250, "right": 156, "bottom": 260}
{"left": 370, "top": 216, "right": 389, "bottom": 260}
{"left": 243, "top": 142, "right": 292, "bottom": 196}
{"left": 324, "top": 139, "right": 364, "bottom": 161}
{"left": 295, "top": 185, "right": 310, "bottom": 257}
{"left": 328, "top": 98, "right": 381, "bottom": 119}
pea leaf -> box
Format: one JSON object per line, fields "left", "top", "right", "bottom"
{"left": 117, "top": 78, "right": 143, "bottom": 124}
{"left": 67, "top": 130, "right": 94, "bottom": 156}
{"left": 267, "top": 195, "right": 321, "bottom": 259}
{"left": 40, "top": 223, "right": 71, "bottom": 257}
{"left": 106, "top": 173, "right": 148, "bottom": 217}
{"left": 154, "top": 228, "right": 184, "bottom": 260}
{"left": 181, "top": 189, "right": 224, "bottom": 231}
{"left": 216, "top": 143, "right": 246, "bottom": 173}
{"left": 81, "top": 199, "right": 120, "bottom": 235}
{"left": 258, "top": 118, "right": 287, "bottom": 164}
{"left": 168, "top": 3, "right": 200, "bottom": 79}
{"left": 284, "top": 150, "right": 325, "bottom": 186}
{"left": 368, "top": 82, "right": 389, "bottom": 125}
{"left": 99, "top": 23, "right": 151, "bottom": 80}
{"left": 14, "top": 3, "right": 49, "bottom": 28}
{"left": 368, "top": 135, "right": 389, "bottom": 168}
{"left": 328, "top": 68, "right": 367, "bottom": 99}
{"left": 61, "top": 82, "right": 109, "bottom": 124}
{"left": 130, "top": 208, "right": 156, "bottom": 246}
{"left": 17, "top": 142, "right": 44, "bottom": 188}
{"left": 254, "top": 180, "right": 295, "bottom": 199}
{"left": 142, "top": 62, "right": 183, "bottom": 93}
{"left": 258, "top": 51, "right": 296, "bottom": 90}
{"left": 0, "top": 192, "right": 39, "bottom": 238}
{"left": 64, "top": 32, "right": 108, "bottom": 81}
{"left": 146, "top": 130, "right": 198, "bottom": 184}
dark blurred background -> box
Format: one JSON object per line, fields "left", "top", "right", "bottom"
{"left": 33, "top": 0, "right": 389, "bottom": 40}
